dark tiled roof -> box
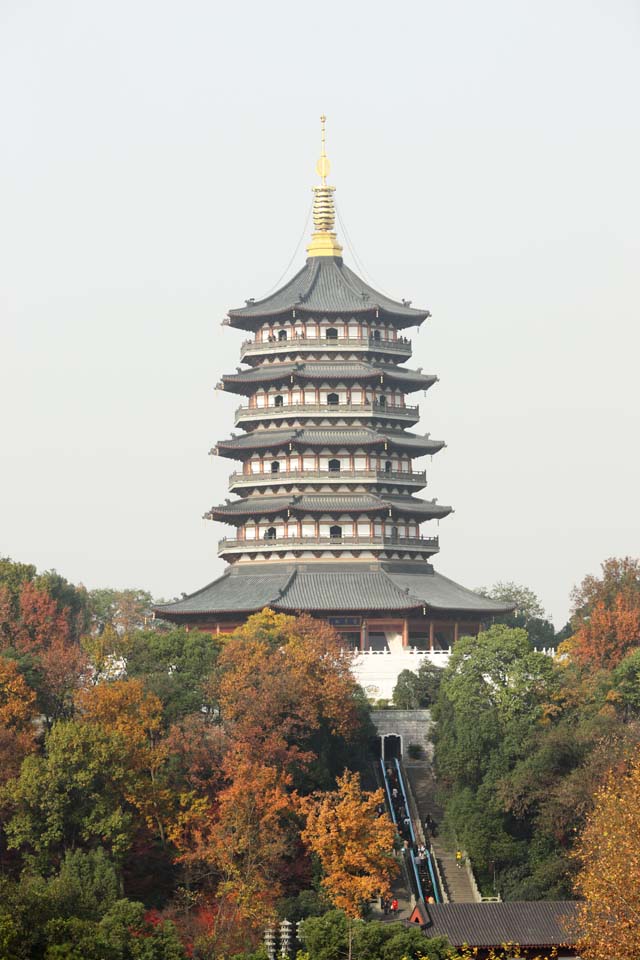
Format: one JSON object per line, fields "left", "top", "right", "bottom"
{"left": 206, "top": 494, "right": 451, "bottom": 521}
{"left": 421, "top": 902, "right": 579, "bottom": 949}
{"left": 154, "top": 562, "right": 511, "bottom": 618}
{"left": 155, "top": 570, "right": 294, "bottom": 615}
{"left": 214, "top": 427, "right": 443, "bottom": 457}
{"left": 384, "top": 568, "right": 510, "bottom": 613}
{"left": 218, "top": 362, "right": 436, "bottom": 394}
{"left": 227, "top": 257, "right": 428, "bottom": 326}
{"left": 277, "top": 570, "right": 418, "bottom": 611}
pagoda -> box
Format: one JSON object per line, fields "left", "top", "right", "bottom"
{"left": 156, "top": 118, "right": 508, "bottom": 691}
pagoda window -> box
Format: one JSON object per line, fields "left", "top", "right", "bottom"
{"left": 391, "top": 526, "right": 399, "bottom": 541}
{"left": 328, "top": 458, "right": 341, "bottom": 473}
{"left": 327, "top": 392, "right": 339, "bottom": 405}
{"left": 325, "top": 328, "right": 338, "bottom": 340}
{"left": 278, "top": 329, "right": 288, "bottom": 341}
{"left": 357, "top": 521, "right": 370, "bottom": 537}
{"left": 384, "top": 460, "right": 393, "bottom": 474}
{"left": 372, "top": 329, "right": 381, "bottom": 341}
{"left": 274, "top": 395, "right": 284, "bottom": 407}
{"left": 264, "top": 527, "right": 277, "bottom": 540}
{"left": 354, "top": 455, "right": 366, "bottom": 470}
{"left": 378, "top": 395, "right": 386, "bottom": 408}
{"left": 271, "top": 461, "right": 281, "bottom": 473}
{"left": 329, "top": 524, "right": 342, "bottom": 539}
{"left": 245, "top": 524, "right": 256, "bottom": 540}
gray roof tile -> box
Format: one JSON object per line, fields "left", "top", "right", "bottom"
{"left": 421, "top": 902, "right": 579, "bottom": 949}
{"left": 154, "top": 562, "right": 512, "bottom": 618}
{"left": 228, "top": 257, "right": 428, "bottom": 325}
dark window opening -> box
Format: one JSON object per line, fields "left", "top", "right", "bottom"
{"left": 328, "top": 459, "right": 341, "bottom": 472}
{"left": 378, "top": 394, "right": 386, "bottom": 408}
{"left": 274, "top": 395, "right": 284, "bottom": 407}
{"left": 329, "top": 524, "right": 342, "bottom": 539}
{"left": 384, "top": 460, "right": 392, "bottom": 473}
{"left": 278, "top": 329, "right": 288, "bottom": 341}
{"left": 372, "top": 329, "right": 381, "bottom": 341}
{"left": 327, "top": 392, "right": 339, "bottom": 405}
{"left": 270, "top": 461, "right": 280, "bottom": 473}
{"left": 325, "top": 328, "right": 338, "bottom": 340}
{"left": 264, "top": 527, "right": 277, "bottom": 540}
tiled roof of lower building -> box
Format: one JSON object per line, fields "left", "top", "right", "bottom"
{"left": 419, "top": 901, "right": 579, "bottom": 949}
{"left": 154, "top": 562, "right": 511, "bottom": 618}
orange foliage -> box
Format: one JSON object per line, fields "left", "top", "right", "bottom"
{"left": 169, "top": 754, "right": 297, "bottom": 926}
{"left": 0, "top": 656, "right": 37, "bottom": 782}
{"left": 299, "top": 770, "right": 398, "bottom": 918}
{"left": 76, "top": 678, "right": 171, "bottom": 841}
{"left": 215, "top": 609, "right": 359, "bottom": 769}
{"left": 572, "top": 747, "right": 640, "bottom": 960}
{"left": 1, "top": 581, "right": 87, "bottom": 720}
{"left": 566, "top": 591, "right": 640, "bottom": 671}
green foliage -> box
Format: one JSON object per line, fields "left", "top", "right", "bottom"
{"left": 87, "top": 589, "right": 155, "bottom": 636}
{"left": 478, "top": 581, "right": 558, "bottom": 648}
{"left": 2, "top": 720, "right": 132, "bottom": 866}
{"left": 298, "top": 910, "right": 450, "bottom": 960}
{"left": 610, "top": 648, "right": 640, "bottom": 720}
{"left": 125, "top": 628, "right": 220, "bottom": 724}
{"left": 392, "top": 661, "right": 443, "bottom": 709}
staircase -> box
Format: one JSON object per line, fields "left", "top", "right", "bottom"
{"left": 404, "top": 760, "right": 479, "bottom": 904}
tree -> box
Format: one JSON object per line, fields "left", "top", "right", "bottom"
{"left": 75, "top": 679, "right": 171, "bottom": 844}
{"left": 125, "top": 627, "right": 220, "bottom": 724}
{"left": 3, "top": 719, "right": 133, "bottom": 867}
{"left": 563, "top": 591, "right": 640, "bottom": 671}
{"left": 299, "top": 770, "right": 398, "bottom": 919}
{"left": 610, "top": 648, "right": 640, "bottom": 720}
{"left": 478, "top": 581, "right": 557, "bottom": 647}
{"left": 571, "top": 556, "right": 640, "bottom": 622}
{"left": 572, "top": 748, "right": 640, "bottom": 960}
{"left": 169, "top": 755, "right": 297, "bottom": 930}
{"left": 0, "top": 655, "right": 37, "bottom": 783}
{"left": 0, "top": 852, "right": 186, "bottom": 960}
{"left": 0, "top": 580, "right": 87, "bottom": 723}
{"left": 392, "top": 661, "right": 442, "bottom": 709}
{"left": 214, "top": 610, "right": 362, "bottom": 782}
{"left": 479, "top": 581, "right": 545, "bottom": 621}
{"left": 298, "top": 911, "right": 450, "bottom": 960}
{"left": 86, "top": 588, "right": 156, "bottom": 636}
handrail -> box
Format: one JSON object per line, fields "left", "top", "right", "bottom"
{"left": 228, "top": 468, "right": 427, "bottom": 484}
{"left": 235, "top": 401, "right": 419, "bottom": 419}
{"left": 219, "top": 535, "right": 439, "bottom": 549}
{"left": 395, "top": 759, "right": 441, "bottom": 904}
{"left": 240, "top": 336, "right": 412, "bottom": 355}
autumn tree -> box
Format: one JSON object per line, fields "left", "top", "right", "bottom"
{"left": 564, "top": 590, "right": 640, "bottom": 671}
{"left": 214, "top": 609, "right": 362, "bottom": 782}
{"left": 0, "top": 579, "right": 87, "bottom": 723}
{"left": 572, "top": 748, "right": 640, "bottom": 960}
{"left": 299, "top": 770, "right": 398, "bottom": 919}
{"left": 169, "top": 754, "right": 298, "bottom": 939}
{"left": 75, "top": 679, "right": 172, "bottom": 844}
{"left": 0, "top": 655, "right": 37, "bottom": 783}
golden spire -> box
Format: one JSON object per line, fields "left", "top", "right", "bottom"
{"left": 307, "top": 114, "right": 343, "bottom": 258}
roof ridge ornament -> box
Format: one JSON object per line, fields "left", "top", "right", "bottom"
{"left": 307, "top": 114, "right": 344, "bottom": 259}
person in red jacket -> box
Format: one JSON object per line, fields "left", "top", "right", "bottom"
{"left": 390, "top": 898, "right": 399, "bottom": 916}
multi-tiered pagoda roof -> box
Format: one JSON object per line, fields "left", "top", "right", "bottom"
{"left": 156, "top": 118, "right": 508, "bottom": 648}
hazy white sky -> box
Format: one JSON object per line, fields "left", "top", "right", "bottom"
{"left": 2, "top": 0, "right": 639, "bottom": 626}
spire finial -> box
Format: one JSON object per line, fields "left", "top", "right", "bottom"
{"left": 307, "top": 114, "right": 343, "bottom": 259}
{"left": 317, "top": 114, "right": 330, "bottom": 186}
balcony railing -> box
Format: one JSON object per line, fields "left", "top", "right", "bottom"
{"left": 228, "top": 468, "right": 427, "bottom": 487}
{"left": 239, "top": 336, "right": 412, "bottom": 359}
{"left": 234, "top": 401, "right": 419, "bottom": 424}
{"left": 218, "top": 534, "right": 439, "bottom": 554}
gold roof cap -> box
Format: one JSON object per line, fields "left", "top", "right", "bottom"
{"left": 306, "top": 115, "right": 343, "bottom": 259}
